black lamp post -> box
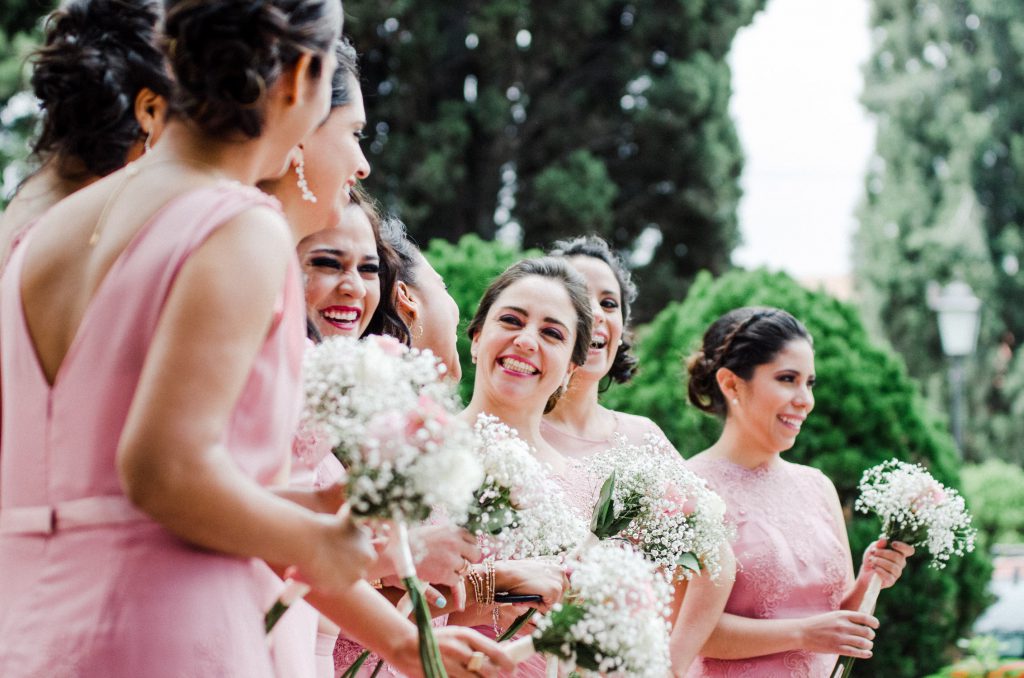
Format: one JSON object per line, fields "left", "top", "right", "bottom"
{"left": 930, "top": 281, "right": 982, "bottom": 457}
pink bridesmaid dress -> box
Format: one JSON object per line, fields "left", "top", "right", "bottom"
{"left": 685, "top": 456, "right": 850, "bottom": 678}
{"left": 0, "top": 184, "right": 305, "bottom": 677}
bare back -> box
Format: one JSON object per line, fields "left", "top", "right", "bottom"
{"left": 18, "top": 163, "right": 218, "bottom": 385}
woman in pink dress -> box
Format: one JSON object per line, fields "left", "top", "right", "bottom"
{"left": 541, "top": 235, "right": 735, "bottom": 675}
{"left": 684, "top": 307, "right": 914, "bottom": 677}
{"left": 0, "top": 1, "right": 378, "bottom": 675}
{"left": 262, "top": 52, "right": 506, "bottom": 676}
{"left": 445, "top": 257, "right": 595, "bottom": 677}
{"left": 0, "top": 0, "right": 170, "bottom": 261}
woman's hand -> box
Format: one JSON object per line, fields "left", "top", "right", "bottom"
{"left": 799, "top": 610, "right": 879, "bottom": 659}
{"left": 860, "top": 539, "right": 915, "bottom": 588}
{"left": 434, "top": 626, "right": 516, "bottom": 678}
{"left": 492, "top": 558, "right": 568, "bottom": 611}
{"left": 405, "top": 524, "right": 481, "bottom": 589}
{"left": 302, "top": 505, "right": 378, "bottom": 594}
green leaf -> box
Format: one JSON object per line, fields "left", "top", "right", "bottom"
{"left": 677, "top": 551, "right": 702, "bottom": 574}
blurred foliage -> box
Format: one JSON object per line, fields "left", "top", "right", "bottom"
{"left": 961, "top": 460, "right": 1024, "bottom": 548}
{"left": 0, "top": 0, "right": 53, "bottom": 207}
{"left": 342, "top": 0, "right": 766, "bottom": 321}
{"left": 925, "top": 636, "right": 1024, "bottom": 677}
{"left": 423, "top": 233, "right": 539, "bottom": 403}
{"left": 598, "top": 267, "right": 992, "bottom": 678}
{"left": 856, "top": 0, "right": 1024, "bottom": 464}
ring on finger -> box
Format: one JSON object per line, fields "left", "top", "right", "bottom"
{"left": 466, "top": 651, "right": 485, "bottom": 672}
{"left": 456, "top": 558, "right": 472, "bottom": 578}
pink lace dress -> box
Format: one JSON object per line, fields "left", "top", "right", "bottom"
{"left": 685, "top": 456, "right": 851, "bottom": 678}
{"left": 0, "top": 184, "right": 304, "bottom": 677}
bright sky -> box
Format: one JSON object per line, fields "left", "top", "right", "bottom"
{"left": 729, "top": 0, "right": 874, "bottom": 279}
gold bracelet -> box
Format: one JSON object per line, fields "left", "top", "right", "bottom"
{"left": 467, "top": 566, "right": 483, "bottom": 604}
{"left": 484, "top": 559, "right": 496, "bottom": 606}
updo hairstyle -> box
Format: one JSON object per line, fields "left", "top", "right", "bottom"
{"left": 686, "top": 307, "right": 812, "bottom": 417}
{"left": 549, "top": 235, "right": 639, "bottom": 385}
{"left": 162, "top": 0, "right": 340, "bottom": 138}
{"left": 29, "top": 0, "right": 171, "bottom": 180}
{"left": 467, "top": 258, "right": 594, "bottom": 413}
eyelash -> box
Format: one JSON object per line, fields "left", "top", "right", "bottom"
{"left": 358, "top": 264, "right": 380, "bottom": 275}
{"left": 355, "top": 130, "right": 367, "bottom": 141}
{"left": 310, "top": 257, "right": 341, "bottom": 270}
{"left": 543, "top": 328, "right": 565, "bottom": 341}
{"left": 600, "top": 299, "right": 619, "bottom": 310}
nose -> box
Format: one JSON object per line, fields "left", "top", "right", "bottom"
{"left": 355, "top": 149, "right": 371, "bottom": 180}
{"left": 591, "top": 298, "right": 604, "bottom": 323}
{"left": 336, "top": 269, "right": 366, "bottom": 298}
{"left": 794, "top": 384, "right": 814, "bottom": 410}
{"left": 512, "top": 328, "right": 539, "bottom": 352}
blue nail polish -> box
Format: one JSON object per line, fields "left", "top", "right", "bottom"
{"left": 435, "top": 595, "right": 447, "bottom": 607}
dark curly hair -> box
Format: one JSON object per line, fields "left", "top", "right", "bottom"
{"left": 378, "top": 214, "right": 421, "bottom": 343}
{"left": 467, "top": 258, "right": 594, "bottom": 413}
{"left": 28, "top": 0, "right": 171, "bottom": 181}
{"left": 686, "top": 307, "right": 812, "bottom": 417}
{"left": 347, "top": 187, "right": 408, "bottom": 346}
{"left": 162, "top": 0, "right": 340, "bottom": 139}
{"left": 549, "top": 235, "right": 640, "bottom": 387}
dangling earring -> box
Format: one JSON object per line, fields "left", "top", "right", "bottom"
{"left": 414, "top": 323, "right": 425, "bottom": 340}
{"left": 295, "top": 157, "right": 317, "bottom": 203}
{"left": 143, "top": 128, "right": 153, "bottom": 154}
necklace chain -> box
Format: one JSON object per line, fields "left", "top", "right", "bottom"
{"left": 88, "top": 156, "right": 227, "bottom": 247}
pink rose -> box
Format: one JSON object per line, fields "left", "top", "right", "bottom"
{"left": 370, "top": 334, "right": 408, "bottom": 357}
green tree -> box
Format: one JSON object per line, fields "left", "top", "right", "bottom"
{"left": 1, "top": 0, "right": 54, "bottom": 206}
{"left": 855, "top": 0, "right": 1024, "bottom": 463}
{"left": 341, "top": 0, "right": 764, "bottom": 321}
{"left": 961, "top": 459, "right": 1024, "bottom": 548}
{"left": 602, "top": 267, "right": 992, "bottom": 677}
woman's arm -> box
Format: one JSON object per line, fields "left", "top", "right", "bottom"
{"left": 668, "top": 543, "right": 735, "bottom": 675}
{"left": 700, "top": 609, "right": 878, "bottom": 660}
{"left": 117, "top": 208, "right": 374, "bottom": 594}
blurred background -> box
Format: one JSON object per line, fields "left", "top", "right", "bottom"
{"left": 2, "top": 1, "right": 1022, "bottom": 675}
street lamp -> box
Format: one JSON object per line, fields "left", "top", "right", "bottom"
{"left": 929, "top": 280, "right": 982, "bottom": 456}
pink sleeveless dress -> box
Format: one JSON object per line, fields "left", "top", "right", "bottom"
{"left": 0, "top": 183, "right": 305, "bottom": 677}
{"left": 685, "top": 456, "right": 850, "bottom": 678}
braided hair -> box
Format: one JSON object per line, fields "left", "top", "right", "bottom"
{"left": 686, "top": 307, "right": 812, "bottom": 417}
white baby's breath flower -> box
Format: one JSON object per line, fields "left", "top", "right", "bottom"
{"left": 855, "top": 459, "right": 976, "bottom": 568}
{"left": 530, "top": 541, "right": 672, "bottom": 678}
{"left": 588, "top": 435, "right": 734, "bottom": 581}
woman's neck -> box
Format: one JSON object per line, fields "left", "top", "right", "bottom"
{"left": 154, "top": 122, "right": 266, "bottom": 187}
{"left": 704, "top": 419, "right": 780, "bottom": 470}
{"left": 544, "top": 374, "right": 615, "bottom": 439}
{"left": 462, "top": 394, "right": 565, "bottom": 466}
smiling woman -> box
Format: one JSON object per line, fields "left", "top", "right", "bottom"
{"left": 684, "top": 307, "right": 915, "bottom": 678}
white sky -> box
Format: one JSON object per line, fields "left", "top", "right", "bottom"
{"left": 729, "top": 0, "right": 874, "bottom": 278}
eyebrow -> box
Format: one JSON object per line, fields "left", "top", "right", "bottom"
{"left": 310, "top": 248, "right": 379, "bottom": 261}
{"left": 500, "top": 305, "right": 570, "bottom": 330}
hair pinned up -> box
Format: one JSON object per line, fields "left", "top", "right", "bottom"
{"left": 162, "top": 0, "right": 340, "bottom": 138}
{"left": 686, "top": 307, "right": 812, "bottom": 417}
{"left": 29, "top": 0, "right": 171, "bottom": 180}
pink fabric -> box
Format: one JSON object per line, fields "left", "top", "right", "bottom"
{"left": 542, "top": 411, "right": 675, "bottom": 517}
{"left": 684, "top": 457, "right": 850, "bottom": 678}
{"left": 269, "top": 424, "right": 345, "bottom": 678}
{"left": 0, "top": 183, "right": 305, "bottom": 677}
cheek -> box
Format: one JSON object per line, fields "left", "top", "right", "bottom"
{"left": 303, "top": 272, "right": 331, "bottom": 306}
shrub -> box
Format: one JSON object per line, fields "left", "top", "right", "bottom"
{"left": 603, "top": 268, "right": 993, "bottom": 678}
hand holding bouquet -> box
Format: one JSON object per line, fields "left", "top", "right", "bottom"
{"left": 831, "top": 459, "right": 976, "bottom": 678}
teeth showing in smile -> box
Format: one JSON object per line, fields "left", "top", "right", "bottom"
{"left": 779, "top": 415, "right": 802, "bottom": 430}
{"left": 591, "top": 336, "right": 608, "bottom": 349}
{"left": 322, "top": 309, "right": 359, "bottom": 322}
{"left": 500, "top": 357, "right": 539, "bottom": 375}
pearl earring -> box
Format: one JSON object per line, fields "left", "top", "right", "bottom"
{"left": 731, "top": 398, "right": 739, "bottom": 406}
{"left": 144, "top": 128, "right": 153, "bottom": 154}
{"left": 295, "top": 157, "right": 317, "bottom": 203}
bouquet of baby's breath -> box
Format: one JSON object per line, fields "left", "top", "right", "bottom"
{"left": 506, "top": 541, "right": 672, "bottom": 678}
{"left": 831, "top": 459, "right": 976, "bottom": 678}
{"left": 467, "top": 414, "right": 586, "bottom": 559}
{"left": 294, "top": 335, "right": 484, "bottom": 678}
{"left": 588, "top": 436, "right": 733, "bottom": 581}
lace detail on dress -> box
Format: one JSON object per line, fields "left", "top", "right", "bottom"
{"left": 550, "top": 458, "right": 601, "bottom": 520}
{"left": 686, "top": 457, "right": 849, "bottom": 678}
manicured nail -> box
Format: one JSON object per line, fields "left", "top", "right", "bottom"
{"left": 434, "top": 595, "right": 447, "bottom": 608}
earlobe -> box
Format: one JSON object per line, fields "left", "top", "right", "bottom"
{"left": 715, "top": 367, "right": 741, "bottom": 403}
{"left": 394, "top": 281, "right": 418, "bottom": 326}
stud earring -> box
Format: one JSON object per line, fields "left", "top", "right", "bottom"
{"left": 731, "top": 398, "right": 739, "bottom": 406}
{"left": 295, "top": 157, "right": 317, "bottom": 203}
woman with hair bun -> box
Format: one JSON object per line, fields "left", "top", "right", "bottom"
{"left": 0, "top": 0, "right": 171, "bottom": 257}
{"left": 0, "top": 1, "right": 379, "bottom": 676}
{"left": 684, "top": 307, "right": 914, "bottom": 677}
{"left": 541, "top": 235, "right": 735, "bottom": 675}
